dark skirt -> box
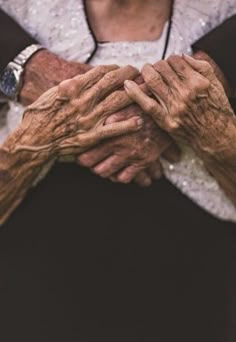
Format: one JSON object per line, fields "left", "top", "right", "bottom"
{"left": 0, "top": 163, "right": 235, "bottom": 342}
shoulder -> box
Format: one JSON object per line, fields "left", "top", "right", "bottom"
{"left": 174, "top": 0, "right": 236, "bottom": 27}
{"left": 171, "top": 0, "right": 236, "bottom": 51}
{"left": 0, "top": 0, "right": 30, "bottom": 19}
{"left": 0, "top": 0, "right": 95, "bottom": 62}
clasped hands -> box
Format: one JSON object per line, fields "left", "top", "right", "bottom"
{"left": 76, "top": 54, "right": 233, "bottom": 187}
{"left": 2, "top": 54, "right": 235, "bottom": 224}
{"left": 20, "top": 54, "right": 234, "bottom": 187}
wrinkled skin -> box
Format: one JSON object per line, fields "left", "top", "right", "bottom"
{"left": 21, "top": 49, "right": 178, "bottom": 186}
{"left": 78, "top": 105, "right": 180, "bottom": 185}
{"left": 19, "top": 49, "right": 92, "bottom": 106}
{"left": 0, "top": 65, "right": 144, "bottom": 224}
{"left": 125, "top": 54, "right": 236, "bottom": 205}
{"left": 125, "top": 55, "right": 235, "bottom": 148}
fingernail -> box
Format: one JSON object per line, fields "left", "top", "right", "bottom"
{"left": 124, "top": 80, "right": 132, "bottom": 89}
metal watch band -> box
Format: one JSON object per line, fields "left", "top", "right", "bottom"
{"left": 14, "top": 44, "right": 44, "bottom": 67}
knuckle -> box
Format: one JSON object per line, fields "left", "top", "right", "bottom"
{"left": 201, "top": 78, "right": 211, "bottom": 91}
{"left": 166, "top": 120, "right": 180, "bottom": 134}
{"left": 154, "top": 60, "right": 168, "bottom": 72}
{"left": 103, "top": 71, "right": 117, "bottom": 83}
{"left": 167, "top": 55, "right": 180, "bottom": 64}
{"left": 58, "top": 79, "right": 78, "bottom": 97}
{"left": 180, "top": 88, "right": 192, "bottom": 102}
{"left": 97, "top": 65, "right": 112, "bottom": 75}
{"left": 146, "top": 74, "right": 161, "bottom": 87}
{"left": 58, "top": 79, "right": 71, "bottom": 96}
{"left": 193, "top": 76, "right": 210, "bottom": 92}
{"left": 145, "top": 101, "right": 157, "bottom": 114}
{"left": 202, "top": 60, "right": 214, "bottom": 73}
{"left": 71, "top": 98, "right": 80, "bottom": 110}
{"left": 105, "top": 91, "right": 127, "bottom": 110}
{"left": 113, "top": 91, "right": 125, "bottom": 103}
{"left": 124, "top": 65, "right": 139, "bottom": 76}
{"left": 176, "top": 102, "right": 187, "bottom": 115}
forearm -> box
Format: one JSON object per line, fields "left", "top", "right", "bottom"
{"left": 203, "top": 154, "right": 236, "bottom": 207}
{"left": 189, "top": 52, "right": 236, "bottom": 204}
{"left": 195, "top": 119, "right": 236, "bottom": 207}
{"left": 0, "top": 124, "right": 50, "bottom": 224}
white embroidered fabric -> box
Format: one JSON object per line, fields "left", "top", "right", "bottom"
{"left": 0, "top": 0, "right": 236, "bottom": 221}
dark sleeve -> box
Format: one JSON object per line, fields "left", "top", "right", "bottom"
{"left": 192, "top": 15, "right": 236, "bottom": 87}
{"left": 230, "top": 97, "right": 236, "bottom": 112}
{"left": 0, "top": 8, "right": 37, "bottom": 72}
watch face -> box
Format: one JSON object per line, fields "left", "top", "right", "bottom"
{"left": 0, "top": 68, "right": 18, "bottom": 98}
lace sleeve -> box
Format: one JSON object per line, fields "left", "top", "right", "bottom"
{"left": 216, "top": 0, "right": 236, "bottom": 24}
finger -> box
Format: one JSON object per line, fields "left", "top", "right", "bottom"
{"left": 153, "top": 60, "right": 180, "bottom": 89}
{"left": 168, "top": 55, "right": 211, "bottom": 94}
{"left": 93, "top": 155, "right": 126, "bottom": 178}
{"left": 141, "top": 64, "right": 170, "bottom": 106}
{"left": 183, "top": 54, "right": 216, "bottom": 82}
{"left": 58, "top": 65, "right": 119, "bottom": 98}
{"left": 167, "top": 55, "right": 195, "bottom": 81}
{"left": 147, "top": 161, "right": 163, "bottom": 180}
{"left": 84, "top": 89, "right": 134, "bottom": 125}
{"left": 124, "top": 80, "right": 166, "bottom": 129}
{"left": 105, "top": 104, "right": 142, "bottom": 124}
{"left": 134, "top": 171, "right": 152, "bottom": 187}
{"left": 162, "top": 142, "right": 181, "bottom": 163}
{"left": 78, "top": 116, "right": 143, "bottom": 147}
{"left": 77, "top": 145, "right": 110, "bottom": 167}
{"left": 105, "top": 112, "right": 129, "bottom": 124}
{"left": 117, "top": 165, "right": 142, "bottom": 184}
{"left": 83, "top": 65, "right": 139, "bottom": 105}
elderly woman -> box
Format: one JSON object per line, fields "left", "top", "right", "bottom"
{"left": 0, "top": 1, "right": 236, "bottom": 342}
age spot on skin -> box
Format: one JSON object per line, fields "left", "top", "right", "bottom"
{"left": 149, "top": 25, "right": 156, "bottom": 33}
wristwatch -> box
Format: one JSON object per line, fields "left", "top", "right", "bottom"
{"left": 0, "top": 44, "right": 44, "bottom": 101}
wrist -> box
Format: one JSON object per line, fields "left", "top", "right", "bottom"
{"left": 19, "top": 49, "right": 91, "bottom": 105}
{"left": 5, "top": 119, "right": 54, "bottom": 163}
{"left": 194, "top": 116, "right": 236, "bottom": 164}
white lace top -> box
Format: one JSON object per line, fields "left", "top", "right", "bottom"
{"left": 1, "top": 0, "right": 236, "bottom": 221}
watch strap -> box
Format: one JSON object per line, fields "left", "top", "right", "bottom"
{"left": 13, "top": 44, "right": 44, "bottom": 67}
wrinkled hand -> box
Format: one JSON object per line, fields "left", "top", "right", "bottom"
{"left": 78, "top": 103, "right": 180, "bottom": 186}
{"left": 16, "top": 65, "right": 143, "bottom": 157}
{"left": 19, "top": 49, "right": 92, "bottom": 106}
{"left": 124, "top": 55, "right": 236, "bottom": 156}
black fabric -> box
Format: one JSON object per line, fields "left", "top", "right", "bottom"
{"left": 0, "top": 8, "right": 236, "bottom": 342}
{"left": 0, "top": 9, "right": 37, "bottom": 72}
{"left": 0, "top": 163, "right": 236, "bottom": 342}
{"left": 230, "top": 97, "right": 236, "bottom": 112}
{"left": 192, "top": 15, "right": 236, "bottom": 88}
